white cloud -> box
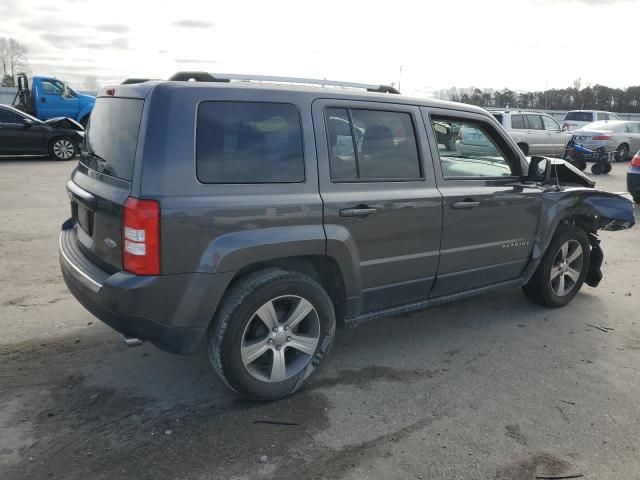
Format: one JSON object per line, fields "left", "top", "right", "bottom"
{"left": 2, "top": 0, "right": 639, "bottom": 94}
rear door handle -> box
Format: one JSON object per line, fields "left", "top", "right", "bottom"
{"left": 452, "top": 200, "right": 480, "bottom": 210}
{"left": 339, "top": 206, "right": 377, "bottom": 217}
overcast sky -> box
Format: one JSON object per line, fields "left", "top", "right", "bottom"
{"left": 1, "top": 0, "right": 639, "bottom": 96}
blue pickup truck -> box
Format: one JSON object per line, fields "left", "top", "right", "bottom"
{"left": 12, "top": 73, "right": 95, "bottom": 126}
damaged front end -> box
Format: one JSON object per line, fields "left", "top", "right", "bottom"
{"left": 44, "top": 117, "right": 84, "bottom": 131}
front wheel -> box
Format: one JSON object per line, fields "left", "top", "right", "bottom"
{"left": 522, "top": 225, "right": 590, "bottom": 308}
{"left": 616, "top": 144, "right": 629, "bottom": 161}
{"left": 209, "top": 268, "right": 336, "bottom": 401}
{"left": 49, "top": 137, "right": 77, "bottom": 161}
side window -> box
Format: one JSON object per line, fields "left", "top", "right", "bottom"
{"left": 431, "top": 117, "right": 517, "bottom": 178}
{"left": 624, "top": 123, "right": 640, "bottom": 133}
{"left": 541, "top": 115, "right": 561, "bottom": 131}
{"left": 196, "top": 102, "right": 304, "bottom": 183}
{"left": 41, "top": 80, "right": 62, "bottom": 95}
{"left": 511, "top": 114, "right": 525, "bottom": 129}
{"left": 326, "top": 108, "right": 421, "bottom": 181}
{"left": 0, "top": 108, "right": 24, "bottom": 123}
{"left": 526, "top": 115, "right": 544, "bottom": 130}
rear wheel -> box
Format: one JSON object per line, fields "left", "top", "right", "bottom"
{"left": 522, "top": 225, "right": 590, "bottom": 308}
{"left": 616, "top": 143, "right": 629, "bottom": 161}
{"left": 591, "top": 163, "right": 604, "bottom": 175}
{"left": 48, "top": 137, "right": 77, "bottom": 161}
{"left": 209, "top": 268, "right": 336, "bottom": 401}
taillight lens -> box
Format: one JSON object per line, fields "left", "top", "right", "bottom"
{"left": 592, "top": 134, "right": 611, "bottom": 140}
{"left": 631, "top": 154, "right": 640, "bottom": 167}
{"left": 122, "top": 197, "right": 160, "bottom": 275}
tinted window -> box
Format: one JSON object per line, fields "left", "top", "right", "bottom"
{"left": 565, "top": 112, "right": 593, "bottom": 122}
{"left": 511, "top": 114, "right": 525, "bottom": 129}
{"left": 432, "top": 117, "right": 516, "bottom": 178}
{"left": 196, "top": 102, "right": 304, "bottom": 183}
{"left": 0, "top": 108, "right": 24, "bottom": 123}
{"left": 541, "top": 115, "right": 560, "bottom": 131}
{"left": 83, "top": 98, "right": 144, "bottom": 181}
{"left": 526, "top": 115, "right": 544, "bottom": 130}
{"left": 326, "top": 108, "right": 421, "bottom": 181}
{"left": 492, "top": 113, "right": 503, "bottom": 124}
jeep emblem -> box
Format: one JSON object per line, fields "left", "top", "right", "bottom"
{"left": 104, "top": 237, "right": 117, "bottom": 248}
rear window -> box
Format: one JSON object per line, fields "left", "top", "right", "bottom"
{"left": 196, "top": 102, "right": 304, "bottom": 184}
{"left": 565, "top": 112, "right": 593, "bottom": 122}
{"left": 83, "top": 98, "right": 144, "bottom": 181}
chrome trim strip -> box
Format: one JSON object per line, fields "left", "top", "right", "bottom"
{"left": 59, "top": 232, "right": 103, "bottom": 292}
{"left": 66, "top": 180, "right": 96, "bottom": 203}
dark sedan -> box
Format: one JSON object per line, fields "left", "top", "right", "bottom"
{"left": 628, "top": 150, "right": 640, "bottom": 203}
{"left": 0, "top": 104, "right": 84, "bottom": 160}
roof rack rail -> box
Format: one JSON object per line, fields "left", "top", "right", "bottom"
{"left": 167, "top": 71, "right": 400, "bottom": 94}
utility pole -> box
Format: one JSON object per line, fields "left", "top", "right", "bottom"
{"left": 398, "top": 66, "right": 403, "bottom": 92}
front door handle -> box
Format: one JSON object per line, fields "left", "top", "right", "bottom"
{"left": 340, "top": 206, "right": 377, "bottom": 217}
{"left": 452, "top": 200, "right": 480, "bottom": 210}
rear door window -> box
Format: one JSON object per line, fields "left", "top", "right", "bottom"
{"left": 326, "top": 108, "right": 421, "bottom": 181}
{"left": 83, "top": 97, "right": 144, "bottom": 181}
{"left": 511, "top": 114, "right": 525, "bottom": 129}
{"left": 196, "top": 102, "right": 304, "bottom": 183}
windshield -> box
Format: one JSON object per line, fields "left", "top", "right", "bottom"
{"left": 82, "top": 97, "right": 144, "bottom": 180}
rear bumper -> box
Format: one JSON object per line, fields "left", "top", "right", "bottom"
{"left": 59, "top": 221, "right": 234, "bottom": 354}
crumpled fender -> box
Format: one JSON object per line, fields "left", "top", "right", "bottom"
{"left": 523, "top": 188, "right": 635, "bottom": 282}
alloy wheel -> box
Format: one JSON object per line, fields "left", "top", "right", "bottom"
{"left": 549, "top": 239, "right": 584, "bottom": 296}
{"left": 240, "top": 295, "right": 320, "bottom": 382}
{"left": 53, "top": 139, "right": 75, "bottom": 159}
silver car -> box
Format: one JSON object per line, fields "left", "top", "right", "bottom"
{"left": 462, "top": 110, "right": 569, "bottom": 157}
{"left": 572, "top": 120, "right": 640, "bottom": 160}
{"left": 563, "top": 110, "right": 621, "bottom": 132}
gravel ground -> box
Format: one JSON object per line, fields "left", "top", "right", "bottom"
{"left": 0, "top": 158, "right": 638, "bottom": 480}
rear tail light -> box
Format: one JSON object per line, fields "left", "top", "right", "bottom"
{"left": 631, "top": 154, "right": 640, "bottom": 167}
{"left": 122, "top": 197, "right": 160, "bottom": 275}
{"left": 592, "top": 134, "right": 611, "bottom": 140}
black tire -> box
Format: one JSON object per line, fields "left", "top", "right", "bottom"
{"left": 575, "top": 160, "right": 587, "bottom": 171}
{"left": 209, "top": 268, "right": 336, "bottom": 401}
{"left": 48, "top": 137, "right": 77, "bottom": 161}
{"left": 591, "top": 163, "right": 604, "bottom": 175}
{"left": 616, "top": 143, "right": 629, "bottom": 161}
{"left": 603, "top": 162, "right": 612, "bottom": 174}
{"left": 522, "top": 225, "right": 590, "bottom": 308}
{"left": 517, "top": 143, "right": 529, "bottom": 156}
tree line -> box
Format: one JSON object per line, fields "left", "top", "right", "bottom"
{"left": 434, "top": 80, "right": 640, "bottom": 113}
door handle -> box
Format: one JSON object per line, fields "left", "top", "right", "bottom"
{"left": 452, "top": 200, "right": 480, "bottom": 210}
{"left": 339, "top": 206, "right": 377, "bottom": 217}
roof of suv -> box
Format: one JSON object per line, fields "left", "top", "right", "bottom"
{"left": 98, "top": 80, "right": 491, "bottom": 116}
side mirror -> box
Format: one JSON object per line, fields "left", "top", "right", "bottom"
{"left": 562, "top": 125, "right": 568, "bottom": 131}
{"left": 528, "top": 155, "right": 552, "bottom": 184}
{"left": 21, "top": 118, "right": 33, "bottom": 128}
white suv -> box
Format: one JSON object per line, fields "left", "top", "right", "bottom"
{"left": 488, "top": 111, "right": 569, "bottom": 157}
{"left": 563, "top": 110, "right": 621, "bottom": 132}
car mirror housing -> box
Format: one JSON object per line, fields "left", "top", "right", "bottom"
{"left": 528, "top": 155, "right": 552, "bottom": 184}
{"left": 22, "top": 118, "right": 33, "bottom": 127}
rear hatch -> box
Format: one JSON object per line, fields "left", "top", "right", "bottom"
{"left": 563, "top": 112, "right": 594, "bottom": 131}
{"left": 66, "top": 94, "right": 144, "bottom": 272}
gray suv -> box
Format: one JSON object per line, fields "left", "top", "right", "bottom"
{"left": 59, "top": 74, "right": 635, "bottom": 400}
